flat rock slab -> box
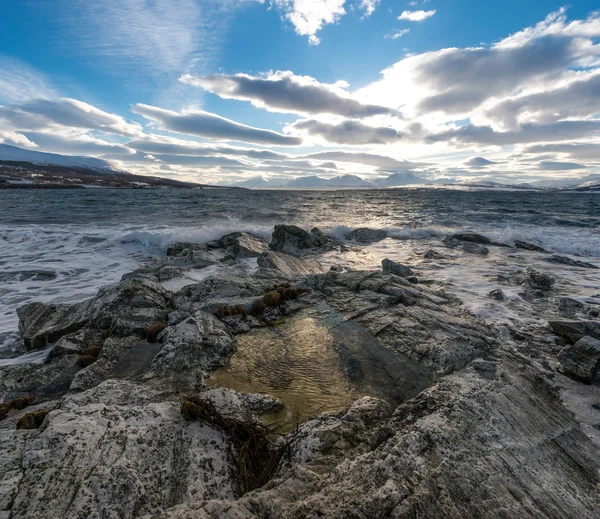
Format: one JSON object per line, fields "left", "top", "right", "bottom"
{"left": 257, "top": 251, "right": 325, "bottom": 277}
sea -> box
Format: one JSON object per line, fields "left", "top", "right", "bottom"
{"left": 1, "top": 188, "right": 599, "bottom": 361}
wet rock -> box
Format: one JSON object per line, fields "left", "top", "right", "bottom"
{"left": 558, "top": 297, "right": 589, "bottom": 317}
{"left": 219, "top": 232, "right": 269, "bottom": 258}
{"left": 156, "top": 266, "right": 184, "bottom": 281}
{"left": 347, "top": 227, "right": 387, "bottom": 243}
{"left": 46, "top": 329, "right": 105, "bottom": 362}
{"left": 514, "top": 240, "right": 547, "bottom": 252}
{"left": 257, "top": 251, "right": 326, "bottom": 278}
{"left": 17, "top": 278, "right": 171, "bottom": 350}
{"left": 442, "top": 236, "right": 489, "bottom": 255}
{"left": 518, "top": 268, "right": 555, "bottom": 291}
{"left": 549, "top": 320, "right": 600, "bottom": 343}
{"left": 471, "top": 358, "right": 498, "bottom": 372}
{"left": 269, "top": 225, "right": 331, "bottom": 255}
{"left": 547, "top": 255, "right": 599, "bottom": 269}
{"left": 448, "top": 232, "right": 493, "bottom": 245}
{"left": 423, "top": 249, "right": 446, "bottom": 259}
{"left": 488, "top": 288, "right": 506, "bottom": 301}
{"left": 558, "top": 336, "right": 600, "bottom": 384}
{"left": 381, "top": 259, "right": 414, "bottom": 278}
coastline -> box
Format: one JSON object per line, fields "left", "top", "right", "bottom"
{"left": 1, "top": 225, "right": 599, "bottom": 518}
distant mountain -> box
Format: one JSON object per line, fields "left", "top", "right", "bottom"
{"left": 375, "top": 171, "right": 432, "bottom": 187}
{"left": 530, "top": 174, "right": 600, "bottom": 189}
{"left": 0, "top": 144, "right": 121, "bottom": 173}
{"left": 228, "top": 172, "right": 434, "bottom": 189}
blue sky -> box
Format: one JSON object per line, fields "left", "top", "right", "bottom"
{"left": 0, "top": 1, "right": 599, "bottom": 185}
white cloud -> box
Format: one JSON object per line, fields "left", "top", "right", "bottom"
{"left": 181, "top": 71, "right": 394, "bottom": 117}
{"left": 359, "top": 0, "right": 380, "bottom": 17}
{"left": 398, "top": 10, "right": 436, "bottom": 22}
{"left": 386, "top": 29, "right": 410, "bottom": 40}
{"left": 0, "top": 98, "right": 143, "bottom": 137}
{"left": 131, "top": 103, "right": 302, "bottom": 146}
{"left": 270, "top": 0, "right": 347, "bottom": 44}
{"left": 0, "top": 56, "right": 57, "bottom": 104}
{"left": 285, "top": 118, "right": 403, "bottom": 144}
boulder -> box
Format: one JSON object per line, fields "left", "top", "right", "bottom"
{"left": 269, "top": 225, "right": 331, "bottom": 255}
{"left": 257, "top": 251, "right": 326, "bottom": 278}
{"left": 424, "top": 249, "right": 446, "bottom": 259}
{"left": 558, "top": 335, "right": 600, "bottom": 383}
{"left": 514, "top": 240, "right": 547, "bottom": 252}
{"left": 558, "top": 297, "right": 588, "bottom": 317}
{"left": 46, "top": 329, "right": 106, "bottom": 362}
{"left": 488, "top": 289, "right": 506, "bottom": 301}
{"left": 347, "top": 228, "right": 387, "bottom": 243}
{"left": 219, "top": 232, "right": 269, "bottom": 258}
{"left": 149, "top": 311, "right": 235, "bottom": 389}
{"left": 442, "top": 236, "right": 489, "bottom": 255}
{"left": 547, "top": 255, "right": 599, "bottom": 269}
{"left": 448, "top": 232, "right": 493, "bottom": 245}
{"left": 549, "top": 320, "right": 600, "bottom": 343}
{"left": 517, "top": 268, "right": 555, "bottom": 291}
{"left": 381, "top": 259, "right": 414, "bottom": 278}
{"left": 17, "top": 278, "right": 171, "bottom": 350}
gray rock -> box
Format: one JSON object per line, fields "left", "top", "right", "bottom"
{"left": 518, "top": 268, "right": 555, "bottom": 291}
{"left": 18, "top": 277, "right": 171, "bottom": 350}
{"left": 514, "top": 240, "right": 547, "bottom": 252}
{"left": 443, "top": 236, "right": 489, "bottom": 255}
{"left": 381, "top": 259, "right": 414, "bottom": 278}
{"left": 347, "top": 227, "right": 387, "bottom": 243}
{"left": 448, "top": 232, "right": 492, "bottom": 244}
{"left": 148, "top": 311, "right": 235, "bottom": 390}
{"left": 547, "top": 255, "right": 599, "bottom": 269}
{"left": 46, "top": 329, "right": 105, "bottom": 361}
{"left": 269, "top": 225, "right": 331, "bottom": 255}
{"left": 156, "top": 266, "right": 185, "bottom": 281}
{"left": 423, "top": 249, "right": 446, "bottom": 259}
{"left": 257, "top": 251, "right": 326, "bottom": 278}
{"left": 488, "top": 289, "right": 506, "bottom": 301}
{"left": 558, "top": 335, "right": 600, "bottom": 383}
{"left": 549, "top": 320, "right": 600, "bottom": 343}
{"left": 558, "top": 297, "right": 588, "bottom": 317}
{"left": 219, "top": 232, "right": 269, "bottom": 258}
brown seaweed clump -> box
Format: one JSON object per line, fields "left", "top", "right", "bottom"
{"left": 263, "top": 291, "right": 282, "bottom": 307}
{"left": 215, "top": 306, "right": 248, "bottom": 319}
{"left": 250, "top": 300, "right": 267, "bottom": 316}
{"left": 146, "top": 322, "right": 167, "bottom": 343}
{"left": 16, "top": 410, "right": 50, "bottom": 430}
{"left": 181, "top": 395, "right": 292, "bottom": 495}
{"left": 9, "top": 395, "right": 36, "bottom": 410}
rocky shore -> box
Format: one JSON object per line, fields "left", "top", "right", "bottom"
{"left": 1, "top": 225, "right": 599, "bottom": 518}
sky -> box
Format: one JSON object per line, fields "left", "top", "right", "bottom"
{"left": 0, "top": 0, "right": 599, "bottom": 185}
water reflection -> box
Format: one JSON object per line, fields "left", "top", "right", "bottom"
{"left": 207, "top": 304, "right": 434, "bottom": 429}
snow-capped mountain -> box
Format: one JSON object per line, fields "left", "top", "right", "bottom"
{"left": 0, "top": 144, "right": 122, "bottom": 173}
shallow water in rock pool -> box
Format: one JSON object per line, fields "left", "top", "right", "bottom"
{"left": 206, "top": 304, "right": 435, "bottom": 429}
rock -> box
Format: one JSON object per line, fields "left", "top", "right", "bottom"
{"left": 218, "top": 232, "right": 269, "bottom": 258}
{"left": 257, "top": 251, "right": 326, "bottom": 278}
{"left": 381, "top": 259, "right": 414, "bottom": 278}
{"left": 448, "top": 232, "right": 493, "bottom": 245}
{"left": 462, "top": 242, "right": 490, "bottom": 255}
{"left": 347, "top": 228, "right": 387, "bottom": 243}
{"left": 148, "top": 311, "right": 235, "bottom": 389}
{"left": 0, "top": 380, "right": 238, "bottom": 519}
{"left": 17, "top": 277, "right": 171, "bottom": 350}
{"left": 549, "top": 320, "right": 600, "bottom": 343}
{"left": 269, "top": 225, "right": 331, "bottom": 255}
{"left": 46, "top": 329, "right": 105, "bottom": 362}
{"left": 442, "top": 236, "right": 489, "bottom": 255}
{"left": 558, "top": 297, "right": 588, "bottom": 317}
{"left": 547, "top": 255, "right": 599, "bottom": 269}
{"left": 156, "top": 266, "right": 184, "bottom": 281}
{"left": 423, "top": 249, "right": 446, "bottom": 259}
{"left": 471, "top": 359, "right": 498, "bottom": 372}
{"left": 517, "top": 268, "right": 555, "bottom": 291}
{"left": 514, "top": 240, "right": 547, "bottom": 252}
{"left": 558, "top": 336, "right": 600, "bottom": 383}
{"left": 488, "top": 289, "right": 506, "bottom": 301}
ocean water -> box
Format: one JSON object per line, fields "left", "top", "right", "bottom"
{"left": 1, "top": 188, "right": 599, "bottom": 357}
